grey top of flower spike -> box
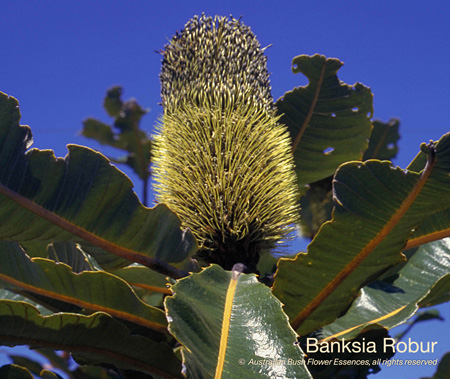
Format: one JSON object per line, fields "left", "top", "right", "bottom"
{"left": 160, "top": 14, "right": 273, "bottom": 109}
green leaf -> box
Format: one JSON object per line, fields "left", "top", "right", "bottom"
{"left": 0, "top": 241, "right": 167, "bottom": 332}
{"left": 298, "top": 176, "right": 333, "bottom": 239}
{"left": 405, "top": 209, "right": 450, "bottom": 250}
{"left": 421, "top": 352, "right": 450, "bottom": 379}
{"left": 113, "top": 265, "right": 171, "bottom": 294}
{"left": 0, "top": 300, "right": 182, "bottom": 378}
{"left": 82, "top": 119, "right": 117, "bottom": 146}
{"left": 363, "top": 118, "right": 400, "bottom": 161}
{"left": 404, "top": 151, "right": 450, "bottom": 249}
{"left": 302, "top": 328, "right": 394, "bottom": 378}
{"left": 103, "top": 86, "right": 123, "bottom": 117}
{"left": 165, "top": 264, "right": 312, "bottom": 379}
{"left": 319, "top": 239, "right": 450, "bottom": 340}
{"left": 276, "top": 54, "right": 373, "bottom": 192}
{"left": 46, "top": 241, "right": 93, "bottom": 272}
{"left": 273, "top": 133, "right": 450, "bottom": 335}
{"left": 298, "top": 119, "right": 400, "bottom": 239}
{"left": 19, "top": 242, "right": 48, "bottom": 259}
{"left": 34, "top": 350, "right": 71, "bottom": 377}
{"left": 112, "top": 265, "right": 170, "bottom": 307}
{"left": 0, "top": 92, "right": 196, "bottom": 277}
{"left": 0, "top": 289, "right": 53, "bottom": 315}
{"left": 408, "top": 309, "right": 444, "bottom": 323}
{"left": 39, "top": 370, "right": 64, "bottom": 379}
{"left": 0, "top": 364, "right": 34, "bottom": 378}
{"left": 72, "top": 365, "right": 121, "bottom": 379}
{"left": 35, "top": 349, "right": 120, "bottom": 379}
{"left": 256, "top": 251, "right": 280, "bottom": 278}
{"left": 419, "top": 274, "right": 450, "bottom": 307}
{"left": 82, "top": 87, "right": 151, "bottom": 182}
{"left": 9, "top": 356, "right": 43, "bottom": 376}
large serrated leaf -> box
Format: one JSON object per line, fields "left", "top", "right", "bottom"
{"left": 0, "top": 241, "right": 167, "bottom": 332}
{"left": 273, "top": 132, "right": 450, "bottom": 335}
{"left": 298, "top": 119, "right": 401, "bottom": 239}
{"left": 320, "top": 239, "right": 450, "bottom": 340}
{"left": 165, "top": 264, "right": 311, "bottom": 379}
{"left": 0, "top": 300, "right": 182, "bottom": 378}
{"left": 276, "top": 54, "right": 373, "bottom": 192}
{"left": 0, "top": 92, "right": 196, "bottom": 277}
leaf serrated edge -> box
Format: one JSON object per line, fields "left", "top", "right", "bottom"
{"left": 291, "top": 144, "right": 436, "bottom": 331}
{"left": 0, "top": 182, "right": 188, "bottom": 279}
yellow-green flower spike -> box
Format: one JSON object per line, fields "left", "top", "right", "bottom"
{"left": 154, "top": 15, "right": 299, "bottom": 272}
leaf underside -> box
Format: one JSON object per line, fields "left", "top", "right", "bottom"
{"left": 0, "top": 91, "right": 196, "bottom": 275}
{"left": 0, "top": 241, "right": 167, "bottom": 332}
{"left": 273, "top": 132, "right": 450, "bottom": 335}
{"left": 276, "top": 54, "right": 373, "bottom": 192}
{"left": 0, "top": 300, "right": 182, "bottom": 378}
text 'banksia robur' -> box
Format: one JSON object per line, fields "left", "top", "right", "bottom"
{"left": 153, "top": 15, "right": 299, "bottom": 272}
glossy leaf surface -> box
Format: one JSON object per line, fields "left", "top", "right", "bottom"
{"left": 166, "top": 264, "right": 311, "bottom": 379}
{"left": 320, "top": 239, "right": 450, "bottom": 340}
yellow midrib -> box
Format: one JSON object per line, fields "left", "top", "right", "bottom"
{"left": 291, "top": 147, "right": 436, "bottom": 331}
{"left": 0, "top": 266, "right": 167, "bottom": 333}
{"left": 320, "top": 305, "right": 407, "bottom": 342}
{"left": 215, "top": 270, "right": 240, "bottom": 379}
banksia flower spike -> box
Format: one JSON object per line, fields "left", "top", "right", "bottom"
{"left": 153, "top": 15, "right": 299, "bottom": 272}
{"left": 159, "top": 14, "right": 273, "bottom": 110}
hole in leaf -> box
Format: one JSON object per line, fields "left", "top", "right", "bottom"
{"left": 331, "top": 113, "right": 336, "bottom": 117}
{"left": 367, "top": 112, "right": 372, "bottom": 118}
{"left": 323, "top": 147, "right": 334, "bottom": 155}
{"left": 387, "top": 143, "right": 395, "bottom": 150}
{"left": 352, "top": 107, "right": 359, "bottom": 112}
{"left": 293, "top": 63, "right": 298, "bottom": 70}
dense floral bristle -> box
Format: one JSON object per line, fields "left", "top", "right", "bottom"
{"left": 160, "top": 14, "right": 273, "bottom": 110}
{"left": 154, "top": 15, "right": 299, "bottom": 272}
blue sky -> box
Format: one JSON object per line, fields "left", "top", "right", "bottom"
{"left": 1, "top": 1, "right": 449, "bottom": 378}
